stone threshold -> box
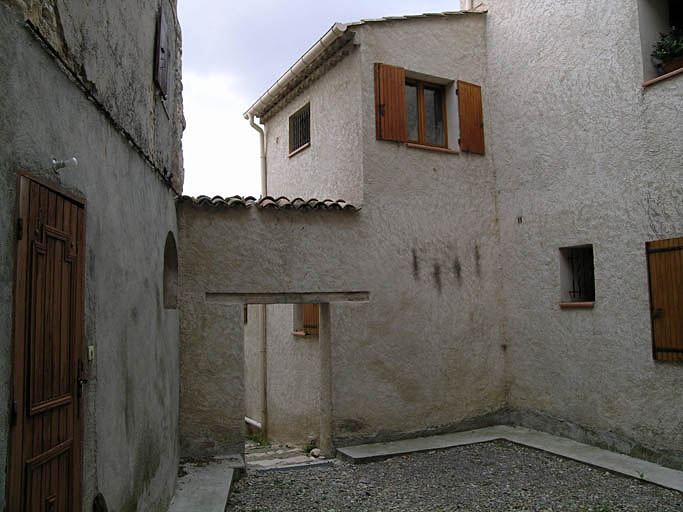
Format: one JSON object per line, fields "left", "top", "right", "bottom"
{"left": 336, "top": 425, "right": 683, "bottom": 493}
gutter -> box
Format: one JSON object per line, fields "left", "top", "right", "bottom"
{"left": 243, "top": 22, "right": 348, "bottom": 120}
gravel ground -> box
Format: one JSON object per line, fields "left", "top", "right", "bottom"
{"left": 228, "top": 440, "right": 683, "bottom": 511}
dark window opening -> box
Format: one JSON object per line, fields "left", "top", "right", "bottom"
{"left": 560, "top": 245, "right": 595, "bottom": 303}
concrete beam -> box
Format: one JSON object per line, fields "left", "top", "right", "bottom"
{"left": 205, "top": 291, "right": 370, "bottom": 304}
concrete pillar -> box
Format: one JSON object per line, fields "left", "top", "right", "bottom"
{"left": 319, "top": 302, "right": 334, "bottom": 457}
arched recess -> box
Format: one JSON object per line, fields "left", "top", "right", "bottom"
{"left": 164, "top": 231, "right": 178, "bottom": 309}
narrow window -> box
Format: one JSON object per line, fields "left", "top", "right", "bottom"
{"left": 163, "top": 232, "right": 178, "bottom": 309}
{"left": 559, "top": 245, "right": 595, "bottom": 306}
{"left": 646, "top": 237, "right": 683, "bottom": 361}
{"left": 289, "top": 103, "right": 310, "bottom": 156}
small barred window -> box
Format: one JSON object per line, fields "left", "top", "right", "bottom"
{"left": 289, "top": 103, "right": 310, "bottom": 155}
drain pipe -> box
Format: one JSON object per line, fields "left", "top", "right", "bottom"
{"left": 248, "top": 114, "right": 267, "bottom": 198}
{"left": 247, "top": 114, "right": 269, "bottom": 437}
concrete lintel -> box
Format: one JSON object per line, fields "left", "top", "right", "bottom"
{"left": 205, "top": 291, "right": 370, "bottom": 304}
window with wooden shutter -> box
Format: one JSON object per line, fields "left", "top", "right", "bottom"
{"left": 374, "top": 63, "right": 407, "bottom": 142}
{"left": 647, "top": 237, "right": 683, "bottom": 362}
{"left": 457, "top": 80, "right": 485, "bottom": 155}
{"left": 154, "top": 5, "right": 170, "bottom": 98}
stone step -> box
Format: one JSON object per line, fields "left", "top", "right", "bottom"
{"left": 168, "top": 455, "right": 245, "bottom": 512}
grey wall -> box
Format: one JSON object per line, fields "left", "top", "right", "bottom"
{"left": 177, "top": 205, "right": 366, "bottom": 455}
{"left": 331, "top": 14, "right": 507, "bottom": 443}
{"left": 487, "top": 0, "right": 683, "bottom": 465}
{"left": 266, "top": 305, "right": 320, "bottom": 444}
{"left": 0, "top": 0, "right": 183, "bottom": 509}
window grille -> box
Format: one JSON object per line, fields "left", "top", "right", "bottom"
{"left": 289, "top": 103, "right": 310, "bottom": 154}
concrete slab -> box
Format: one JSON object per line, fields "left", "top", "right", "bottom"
{"left": 336, "top": 425, "right": 683, "bottom": 493}
{"left": 168, "top": 456, "right": 245, "bottom": 512}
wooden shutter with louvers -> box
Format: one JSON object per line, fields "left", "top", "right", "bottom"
{"left": 647, "top": 237, "right": 683, "bottom": 362}
{"left": 302, "top": 303, "right": 319, "bottom": 336}
{"left": 374, "top": 63, "right": 407, "bottom": 142}
{"left": 457, "top": 80, "right": 485, "bottom": 155}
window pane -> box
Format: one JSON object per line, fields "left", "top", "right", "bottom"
{"left": 405, "top": 83, "right": 418, "bottom": 142}
{"left": 424, "top": 87, "right": 444, "bottom": 146}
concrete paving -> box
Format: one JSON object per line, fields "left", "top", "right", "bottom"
{"left": 168, "top": 455, "right": 244, "bottom": 512}
{"left": 245, "top": 442, "right": 332, "bottom": 471}
{"left": 336, "top": 425, "right": 683, "bottom": 493}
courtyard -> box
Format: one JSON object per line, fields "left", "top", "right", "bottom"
{"left": 228, "top": 441, "right": 683, "bottom": 511}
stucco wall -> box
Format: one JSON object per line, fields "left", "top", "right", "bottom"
{"left": 0, "top": 1, "right": 182, "bottom": 509}
{"left": 330, "top": 14, "right": 507, "bottom": 443}
{"left": 177, "top": 205, "right": 366, "bottom": 455}
{"left": 264, "top": 47, "right": 363, "bottom": 206}
{"left": 266, "top": 305, "right": 321, "bottom": 444}
{"left": 487, "top": 0, "right": 683, "bottom": 464}
{"left": 244, "top": 305, "right": 262, "bottom": 425}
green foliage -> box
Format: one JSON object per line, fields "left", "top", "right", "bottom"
{"left": 651, "top": 26, "right": 683, "bottom": 63}
{"left": 247, "top": 432, "right": 270, "bottom": 446}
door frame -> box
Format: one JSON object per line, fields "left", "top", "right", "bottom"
{"left": 7, "top": 171, "right": 86, "bottom": 512}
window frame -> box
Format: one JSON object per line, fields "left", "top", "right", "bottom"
{"left": 288, "top": 102, "right": 311, "bottom": 157}
{"left": 405, "top": 79, "right": 448, "bottom": 149}
{"left": 559, "top": 244, "right": 596, "bottom": 308}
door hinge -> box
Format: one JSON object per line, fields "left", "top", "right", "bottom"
{"left": 379, "top": 104, "right": 385, "bottom": 116}
{"left": 10, "top": 400, "right": 17, "bottom": 426}
{"left": 17, "top": 218, "right": 23, "bottom": 241}
{"left": 456, "top": 88, "right": 459, "bottom": 96}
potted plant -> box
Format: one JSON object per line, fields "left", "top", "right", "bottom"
{"left": 651, "top": 26, "right": 683, "bottom": 75}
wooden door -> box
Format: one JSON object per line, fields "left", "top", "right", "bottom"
{"left": 647, "top": 237, "right": 683, "bottom": 362}
{"left": 8, "top": 174, "right": 86, "bottom": 512}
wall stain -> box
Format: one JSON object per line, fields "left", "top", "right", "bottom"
{"left": 453, "top": 257, "right": 462, "bottom": 284}
{"left": 474, "top": 244, "right": 481, "bottom": 278}
{"left": 412, "top": 249, "right": 420, "bottom": 280}
{"left": 433, "top": 263, "right": 442, "bottom": 293}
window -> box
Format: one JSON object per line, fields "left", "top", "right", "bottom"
{"left": 646, "top": 237, "right": 682, "bottom": 361}
{"left": 374, "top": 63, "right": 485, "bottom": 154}
{"left": 406, "top": 80, "right": 447, "bottom": 147}
{"left": 289, "top": 103, "right": 310, "bottom": 156}
{"left": 293, "top": 303, "right": 319, "bottom": 336}
{"left": 559, "top": 245, "right": 595, "bottom": 307}
{"left": 638, "top": 0, "right": 683, "bottom": 80}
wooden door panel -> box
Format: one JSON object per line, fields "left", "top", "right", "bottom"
{"left": 9, "top": 174, "right": 85, "bottom": 512}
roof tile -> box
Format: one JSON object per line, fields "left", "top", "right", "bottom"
{"left": 177, "top": 195, "right": 360, "bottom": 212}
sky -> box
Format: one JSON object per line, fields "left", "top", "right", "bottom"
{"left": 177, "top": 1, "right": 463, "bottom": 197}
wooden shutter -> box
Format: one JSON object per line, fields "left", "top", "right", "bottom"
{"left": 374, "top": 63, "right": 407, "bottom": 142}
{"left": 302, "top": 303, "right": 319, "bottom": 336}
{"left": 457, "top": 80, "right": 485, "bottom": 154}
{"left": 647, "top": 237, "right": 683, "bottom": 361}
{"left": 154, "top": 5, "right": 169, "bottom": 98}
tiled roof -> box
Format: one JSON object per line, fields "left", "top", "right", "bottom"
{"left": 177, "top": 195, "right": 360, "bottom": 211}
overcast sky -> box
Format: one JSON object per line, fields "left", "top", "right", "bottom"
{"left": 177, "top": 1, "right": 462, "bottom": 197}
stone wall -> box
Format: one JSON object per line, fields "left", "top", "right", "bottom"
{"left": 0, "top": 0, "right": 183, "bottom": 509}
